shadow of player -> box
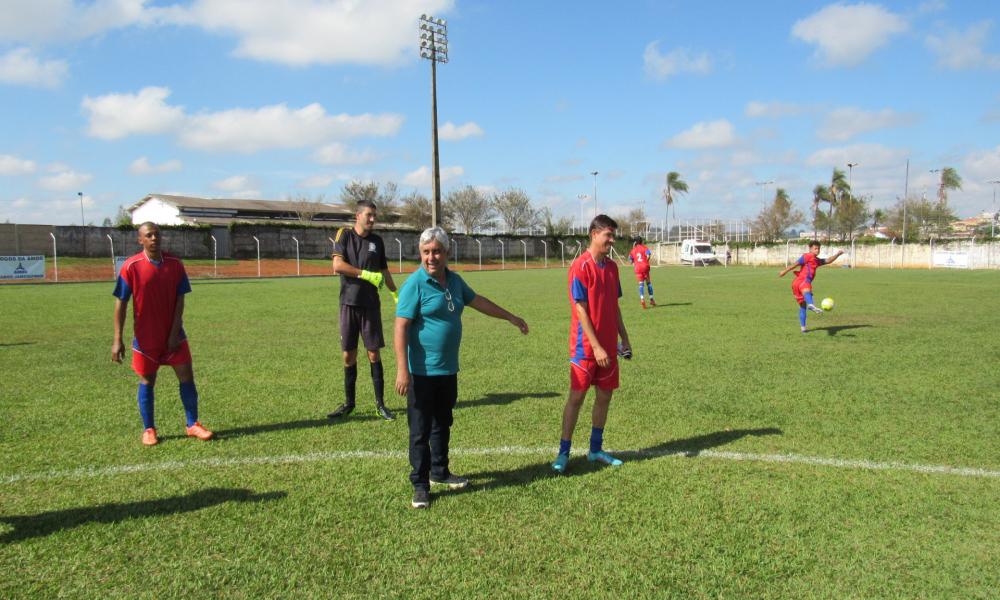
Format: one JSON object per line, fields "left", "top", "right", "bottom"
{"left": 0, "top": 488, "right": 286, "bottom": 544}
{"left": 207, "top": 415, "right": 381, "bottom": 441}
{"left": 457, "top": 391, "right": 561, "bottom": 410}
{"left": 810, "top": 324, "right": 873, "bottom": 337}
{"left": 457, "top": 428, "right": 783, "bottom": 495}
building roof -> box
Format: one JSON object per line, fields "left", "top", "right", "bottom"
{"left": 129, "top": 194, "right": 401, "bottom": 226}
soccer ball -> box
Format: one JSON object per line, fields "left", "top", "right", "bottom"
{"left": 821, "top": 298, "right": 835, "bottom": 312}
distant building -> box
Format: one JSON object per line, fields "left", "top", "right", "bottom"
{"left": 128, "top": 194, "right": 402, "bottom": 227}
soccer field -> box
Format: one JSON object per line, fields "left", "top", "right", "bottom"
{"left": 2, "top": 266, "right": 999, "bottom": 598}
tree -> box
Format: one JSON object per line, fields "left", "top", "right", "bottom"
{"left": 663, "top": 171, "right": 688, "bottom": 241}
{"left": 400, "top": 191, "right": 433, "bottom": 231}
{"left": 936, "top": 167, "right": 963, "bottom": 202}
{"left": 538, "top": 207, "right": 573, "bottom": 235}
{"left": 340, "top": 180, "right": 400, "bottom": 212}
{"left": 114, "top": 205, "right": 133, "bottom": 227}
{"left": 832, "top": 193, "right": 872, "bottom": 241}
{"left": 752, "top": 188, "right": 806, "bottom": 241}
{"left": 491, "top": 187, "right": 538, "bottom": 233}
{"left": 444, "top": 185, "right": 495, "bottom": 233}
{"left": 102, "top": 217, "right": 113, "bottom": 227}
{"left": 883, "top": 195, "right": 959, "bottom": 241}
{"left": 284, "top": 192, "right": 327, "bottom": 224}
{"left": 811, "top": 184, "right": 831, "bottom": 237}
{"left": 871, "top": 208, "right": 887, "bottom": 232}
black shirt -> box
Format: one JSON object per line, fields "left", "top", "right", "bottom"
{"left": 332, "top": 227, "right": 389, "bottom": 307}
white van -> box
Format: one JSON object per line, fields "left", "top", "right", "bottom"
{"left": 680, "top": 239, "right": 717, "bottom": 266}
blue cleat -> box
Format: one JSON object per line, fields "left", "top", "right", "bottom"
{"left": 587, "top": 450, "right": 623, "bottom": 466}
{"left": 552, "top": 454, "right": 569, "bottom": 473}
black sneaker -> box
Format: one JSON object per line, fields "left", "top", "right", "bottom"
{"left": 430, "top": 474, "right": 469, "bottom": 489}
{"left": 327, "top": 403, "right": 355, "bottom": 418}
{"left": 376, "top": 404, "right": 396, "bottom": 420}
{"left": 412, "top": 490, "right": 430, "bottom": 508}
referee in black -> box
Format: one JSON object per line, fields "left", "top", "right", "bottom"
{"left": 328, "top": 199, "right": 398, "bottom": 420}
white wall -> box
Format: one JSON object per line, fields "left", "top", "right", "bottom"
{"left": 131, "top": 199, "right": 184, "bottom": 226}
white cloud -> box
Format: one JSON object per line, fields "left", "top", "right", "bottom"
{"left": 561, "top": 159, "right": 582, "bottom": 167}
{"left": 643, "top": 41, "right": 712, "bottom": 82}
{"left": 128, "top": 156, "right": 182, "bottom": 175}
{"left": 46, "top": 162, "right": 70, "bottom": 173}
{"left": 37, "top": 170, "right": 93, "bottom": 191}
{"left": 926, "top": 21, "right": 1000, "bottom": 71}
{"left": 816, "top": 107, "right": 919, "bottom": 142}
{"left": 312, "top": 142, "right": 387, "bottom": 166}
{"left": 983, "top": 111, "right": 1000, "bottom": 123}
{"left": 916, "top": 1, "right": 946, "bottom": 15}
{"left": 544, "top": 174, "right": 584, "bottom": 183}
{"left": 663, "top": 119, "right": 741, "bottom": 149}
{"left": 0, "top": 47, "right": 67, "bottom": 88}
{"left": 745, "top": 101, "right": 812, "bottom": 119}
{"left": 210, "top": 175, "right": 261, "bottom": 192}
{"left": 295, "top": 174, "right": 335, "bottom": 188}
{"left": 438, "top": 122, "right": 484, "bottom": 141}
{"left": 0, "top": 154, "right": 38, "bottom": 176}
{"left": 0, "top": 0, "right": 453, "bottom": 67}
{"left": 606, "top": 170, "right": 625, "bottom": 180}
{"left": 804, "top": 142, "right": 909, "bottom": 169}
{"left": 402, "top": 165, "right": 464, "bottom": 187}
{"left": 792, "top": 3, "right": 908, "bottom": 67}
{"left": 574, "top": 139, "right": 589, "bottom": 148}
{"left": 962, "top": 146, "right": 1000, "bottom": 180}
{"left": 81, "top": 86, "right": 404, "bottom": 153}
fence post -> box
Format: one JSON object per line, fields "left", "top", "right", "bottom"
{"left": 929, "top": 237, "right": 934, "bottom": 269}
{"left": 558, "top": 240, "right": 565, "bottom": 267}
{"left": 475, "top": 239, "right": 482, "bottom": 271}
{"left": 753, "top": 242, "right": 758, "bottom": 268}
{"left": 292, "top": 237, "right": 300, "bottom": 276}
{"left": 541, "top": 240, "right": 548, "bottom": 268}
{"left": 521, "top": 240, "right": 527, "bottom": 269}
{"left": 211, "top": 235, "right": 218, "bottom": 278}
{"left": 253, "top": 236, "right": 261, "bottom": 277}
{"left": 890, "top": 238, "right": 895, "bottom": 269}
{"left": 499, "top": 240, "right": 505, "bottom": 270}
{"left": 452, "top": 239, "right": 458, "bottom": 268}
{"left": 851, "top": 239, "right": 856, "bottom": 268}
{"left": 393, "top": 238, "right": 402, "bottom": 274}
{"left": 106, "top": 234, "right": 116, "bottom": 277}
{"left": 50, "top": 232, "right": 58, "bottom": 282}
{"left": 785, "top": 239, "right": 791, "bottom": 268}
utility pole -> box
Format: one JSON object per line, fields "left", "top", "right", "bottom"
{"left": 590, "top": 172, "right": 598, "bottom": 217}
{"left": 989, "top": 180, "right": 999, "bottom": 238}
{"left": 419, "top": 14, "right": 448, "bottom": 227}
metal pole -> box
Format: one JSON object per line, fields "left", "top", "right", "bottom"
{"left": 541, "top": 240, "right": 548, "bottom": 268}
{"left": 330, "top": 237, "right": 337, "bottom": 273}
{"left": 902, "top": 159, "right": 909, "bottom": 269}
{"left": 521, "top": 240, "right": 527, "bottom": 268}
{"left": 558, "top": 240, "right": 565, "bottom": 267}
{"left": 591, "top": 172, "right": 598, "bottom": 217}
{"left": 785, "top": 239, "right": 791, "bottom": 268}
{"left": 78, "top": 192, "right": 85, "bottom": 226}
{"left": 452, "top": 239, "right": 458, "bottom": 267}
{"left": 499, "top": 240, "right": 505, "bottom": 269}
{"left": 430, "top": 33, "right": 441, "bottom": 226}
{"left": 253, "top": 236, "right": 261, "bottom": 277}
{"left": 50, "top": 232, "right": 57, "bottom": 282}
{"left": 395, "top": 238, "right": 402, "bottom": 273}
{"left": 106, "top": 234, "right": 115, "bottom": 276}
{"left": 475, "top": 239, "right": 482, "bottom": 270}
{"left": 989, "top": 180, "right": 999, "bottom": 239}
{"left": 292, "top": 237, "right": 300, "bottom": 275}
{"left": 211, "top": 235, "right": 217, "bottom": 278}
{"left": 851, "top": 238, "right": 856, "bottom": 268}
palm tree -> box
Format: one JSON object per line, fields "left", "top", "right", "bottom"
{"left": 936, "top": 167, "right": 963, "bottom": 202}
{"left": 812, "top": 184, "right": 830, "bottom": 239}
{"left": 872, "top": 208, "right": 886, "bottom": 234}
{"left": 663, "top": 171, "right": 688, "bottom": 242}
{"left": 824, "top": 168, "right": 850, "bottom": 240}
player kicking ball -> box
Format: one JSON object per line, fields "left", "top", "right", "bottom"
{"left": 628, "top": 236, "right": 655, "bottom": 308}
{"left": 553, "top": 215, "right": 632, "bottom": 474}
{"left": 778, "top": 240, "right": 843, "bottom": 333}
{"left": 112, "top": 222, "right": 213, "bottom": 446}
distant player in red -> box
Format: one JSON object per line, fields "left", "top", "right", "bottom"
{"left": 553, "top": 215, "right": 632, "bottom": 474}
{"left": 628, "top": 236, "right": 655, "bottom": 308}
{"left": 112, "top": 222, "right": 213, "bottom": 446}
{"left": 778, "top": 240, "right": 843, "bottom": 333}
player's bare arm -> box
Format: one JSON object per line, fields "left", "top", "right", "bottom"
{"left": 575, "top": 300, "right": 608, "bottom": 367}
{"left": 381, "top": 269, "right": 397, "bottom": 293}
{"left": 467, "top": 295, "right": 529, "bottom": 335}
{"left": 333, "top": 256, "right": 365, "bottom": 278}
{"left": 616, "top": 305, "right": 631, "bottom": 354}
{"left": 112, "top": 297, "right": 128, "bottom": 363}
{"left": 393, "top": 316, "right": 412, "bottom": 396}
{"left": 778, "top": 264, "right": 797, "bottom": 278}
{"left": 824, "top": 250, "right": 845, "bottom": 265}
{"left": 167, "top": 294, "right": 185, "bottom": 353}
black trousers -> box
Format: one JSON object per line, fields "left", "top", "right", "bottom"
{"left": 407, "top": 373, "right": 458, "bottom": 491}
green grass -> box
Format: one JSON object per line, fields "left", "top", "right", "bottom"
{"left": 2, "top": 266, "right": 1000, "bottom": 598}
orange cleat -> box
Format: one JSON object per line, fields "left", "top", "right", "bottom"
{"left": 186, "top": 422, "right": 215, "bottom": 441}
{"left": 641, "top": 301, "right": 647, "bottom": 309}
{"left": 142, "top": 428, "right": 159, "bottom": 446}
{"left": 650, "top": 300, "right": 656, "bottom": 307}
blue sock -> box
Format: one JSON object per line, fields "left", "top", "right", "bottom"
{"left": 799, "top": 307, "right": 807, "bottom": 328}
{"left": 647, "top": 282, "right": 654, "bottom": 300}
{"left": 179, "top": 380, "right": 198, "bottom": 427}
{"left": 559, "top": 439, "right": 572, "bottom": 457}
{"left": 804, "top": 291, "right": 815, "bottom": 306}
{"left": 138, "top": 383, "right": 155, "bottom": 430}
{"left": 589, "top": 427, "right": 604, "bottom": 454}
{"left": 638, "top": 283, "right": 644, "bottom": 300}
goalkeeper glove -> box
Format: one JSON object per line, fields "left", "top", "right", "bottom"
{"left": 390, "top": 290, "right": 399, "bottom": 304}
{"left": 359, "top": 270, "right": 384, "bottom": 290}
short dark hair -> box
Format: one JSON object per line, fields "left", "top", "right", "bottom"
{"left": 589, "top": 214, "right": 618, "bottom": 233}
{"left": 808, "top": 240, "right": 821, "bottom": 248}
{"left": 356, "top": 200, "right": 377, "bottom": 212}
{"left": 633, "top": 236, "right": 643, "bottom": 246}
{"left": 138, "top": 221, "right": 160, "bottom": 234}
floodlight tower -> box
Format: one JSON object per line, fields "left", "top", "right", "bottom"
{"left": 590, "top": 172, "right": 598, "bottom": 217}
{"left": 989, "top": 179, "right": 1000, "bottom": 238}
{"left": 755, "top": 180, "right": 773, "bottom": 204}
{"left": 419, "top": 14, "right": 448, "bottom": 227}
{"left": 78, "top": 191, "right": 84, "bottom": 226}
{"left": 846, "top": 163, "right": 857, "bottom": 197}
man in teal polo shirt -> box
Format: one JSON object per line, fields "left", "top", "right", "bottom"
{"left": 395, "top": 227, "right": 529, "bottom": 509}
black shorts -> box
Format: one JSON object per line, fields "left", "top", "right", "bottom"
{"left": 339, "top": 304, "right": 385, "bottom": 352}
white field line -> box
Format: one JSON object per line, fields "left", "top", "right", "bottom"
{"left": 4, "top": 446, "right": 1000, "bottom": 485}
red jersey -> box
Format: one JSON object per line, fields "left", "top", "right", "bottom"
{"left": 568, "top": 249, "right": 622, "bottom": 360}
{"left": 113, "top": 251, "right": 192, "bottom": 355}
{"left": 629, "top": 245, "right": 652, "bottom": 273}
{"left": 793, "top": 253, "right": 827, "bottom": 284}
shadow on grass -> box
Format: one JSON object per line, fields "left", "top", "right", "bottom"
{"left": 203, "top": 415, "right": 383, "bottom": 441}
{"left": 0, "top": 342, "right": 35, "bottom": 347}
{"left": 458, "top": 428, "right": 783, "bottom": 494}
{"left": 0, "top": 488, "right": 286, "bottom": 543}
{"left": 647, "top": 302, "right": 692, "bottom": 308}
{"left": 458, "top": 391, "right": 561, "bottom": 410}
{"left": 810, "top": 324, "right": 873, "bottom": 337}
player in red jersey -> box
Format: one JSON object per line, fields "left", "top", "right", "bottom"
{"left": 112, "top": 222, "right": 213, "bottom": 446}
{"left": 628, "top": 236, "right": 655, "bottom": 308}
{"left": 553, "top": 215, "right": 632, "bottom": 473}
{"left": 778, "top": 240, "right": 843, "bottom": 333}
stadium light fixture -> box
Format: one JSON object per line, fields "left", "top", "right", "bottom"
{"left": 78, "top": 191, "right": 85, "bottom": 226}
{"left": 590, "top": 172, "right": 598, "bottom": 217}
{"left": 989, "top": 180, "right": 1000, "bottom": 238}
{"left": 419, "top": 13, "right": 449, "bottom": 227}
{"left": 755, "top": 180, "right": 773, "bottom": 204}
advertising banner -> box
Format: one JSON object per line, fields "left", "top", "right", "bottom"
{"left": 115, "top": 256, "right": 128, "bottom": 277}
{"left": 0, "top": 255, "right": 45, "bottom": 280}
{"left": 933, "top": 250, "right": 969, "bottom": 269}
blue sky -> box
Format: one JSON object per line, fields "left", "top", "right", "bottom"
{"left": 0, "top": 0, "right": 998, "bottom": 227}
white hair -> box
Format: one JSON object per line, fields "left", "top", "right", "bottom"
{"left": 419, "top": 227, "right": 449, "bottom": 249}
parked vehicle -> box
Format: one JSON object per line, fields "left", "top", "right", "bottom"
{"left": 680, "top": 239, "right": 717, "bottom": 266}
